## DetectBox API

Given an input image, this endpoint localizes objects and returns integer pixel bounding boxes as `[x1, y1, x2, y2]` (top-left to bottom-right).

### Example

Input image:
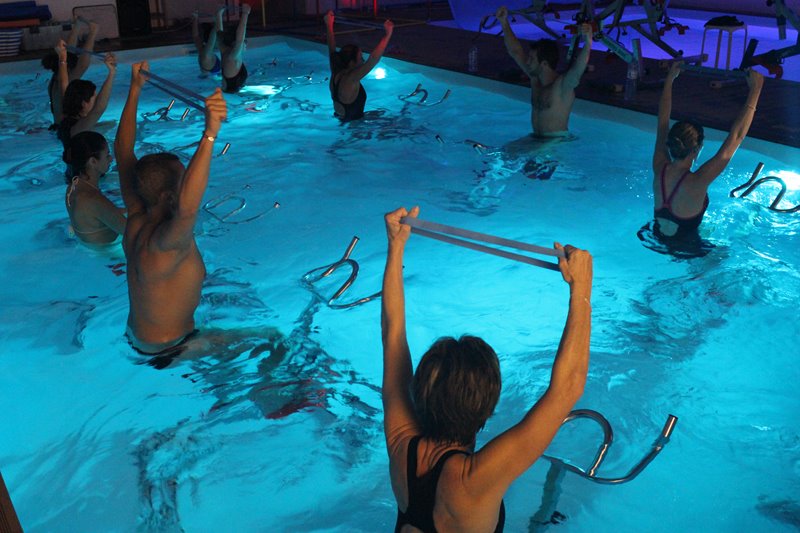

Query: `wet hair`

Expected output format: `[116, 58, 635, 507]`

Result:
[530, 39, 559, 70]
[62, 79, 96, 118]
[42, 51, 78, 72]
[412, 335, 501, 446]
[333, 44, 361, 72]
[667, 120, 705, 160]
[134, 153, 183, 208]
[62, 131, 107, 182]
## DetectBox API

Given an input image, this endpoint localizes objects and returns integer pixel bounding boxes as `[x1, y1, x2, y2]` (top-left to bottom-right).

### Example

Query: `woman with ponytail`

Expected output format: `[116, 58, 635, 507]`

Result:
[652, 62, 763, 238]
[64, 131, 126, 247]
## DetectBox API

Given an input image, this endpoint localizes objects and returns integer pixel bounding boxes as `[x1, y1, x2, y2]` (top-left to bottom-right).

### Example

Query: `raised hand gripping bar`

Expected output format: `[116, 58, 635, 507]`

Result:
[65, 45, 206, 112]
[140, 69, 207, 109]
[400, 217, 565, 272]
[144, 78, 205, 112]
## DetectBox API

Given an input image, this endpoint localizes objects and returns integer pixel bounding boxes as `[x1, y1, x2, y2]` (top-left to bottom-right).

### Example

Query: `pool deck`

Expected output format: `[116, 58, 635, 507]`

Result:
[6, 2, 799, 149]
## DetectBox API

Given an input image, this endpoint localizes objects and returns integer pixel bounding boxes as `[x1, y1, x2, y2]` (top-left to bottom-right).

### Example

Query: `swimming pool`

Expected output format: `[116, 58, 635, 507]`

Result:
[1, 36, 799, 531]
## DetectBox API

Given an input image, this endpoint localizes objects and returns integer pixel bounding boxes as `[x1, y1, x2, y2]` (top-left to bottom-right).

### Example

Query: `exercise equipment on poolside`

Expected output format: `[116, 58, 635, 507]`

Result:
[730, 162, 800, 213]
[568, 0, 695, 61]
[564, 0, 702, 97]
[302, 236, 382, 309]
[480, 0, 570, 40]
[532, 410, 678, 525]
[447, 0, 531, 33]
[739, 0, 800, 79]
[399, 83, 452, 106]
[400, 217, 564, 271]
[202, 186, 278, 223]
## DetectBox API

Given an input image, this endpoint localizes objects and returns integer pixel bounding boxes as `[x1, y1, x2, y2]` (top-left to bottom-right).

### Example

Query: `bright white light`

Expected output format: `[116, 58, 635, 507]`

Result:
[373, 68, 387, 80]
[775, 170, 800, 191]
[242, 84, 280, 96]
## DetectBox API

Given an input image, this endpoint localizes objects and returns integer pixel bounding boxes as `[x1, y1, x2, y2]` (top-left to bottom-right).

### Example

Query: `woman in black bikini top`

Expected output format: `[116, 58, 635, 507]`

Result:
[382, 206, 593, 533]
[652, 62, 764, 238]
[324, 10, 394, 122]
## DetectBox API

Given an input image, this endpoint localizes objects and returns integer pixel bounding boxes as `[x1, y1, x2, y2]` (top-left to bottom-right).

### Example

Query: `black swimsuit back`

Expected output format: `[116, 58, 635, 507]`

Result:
[395, 436, 505, 533]
[332, 75, 367, 122]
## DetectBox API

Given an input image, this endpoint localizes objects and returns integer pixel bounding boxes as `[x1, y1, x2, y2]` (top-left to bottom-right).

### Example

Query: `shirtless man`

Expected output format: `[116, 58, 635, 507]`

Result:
[497, 6, 593, 136]
[115, 61, 227, 354]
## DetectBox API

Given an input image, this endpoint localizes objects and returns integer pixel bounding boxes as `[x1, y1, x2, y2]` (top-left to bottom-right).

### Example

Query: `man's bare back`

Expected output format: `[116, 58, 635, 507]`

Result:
[124, 213, 206, 348]
[115, 61, 227, 353]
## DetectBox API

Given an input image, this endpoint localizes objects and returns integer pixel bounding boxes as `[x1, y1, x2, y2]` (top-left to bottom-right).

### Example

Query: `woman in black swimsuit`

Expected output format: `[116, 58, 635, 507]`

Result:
[324, 11, 394, 122]
[652, 62, 763, 238]
[381, 206, 593, 533]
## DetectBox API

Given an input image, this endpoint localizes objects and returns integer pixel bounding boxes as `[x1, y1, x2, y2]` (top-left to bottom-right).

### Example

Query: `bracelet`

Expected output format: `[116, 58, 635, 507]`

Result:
[59, 60, 67, 65]
[745, 103, 757, 111]
[202, 132, 216, 142]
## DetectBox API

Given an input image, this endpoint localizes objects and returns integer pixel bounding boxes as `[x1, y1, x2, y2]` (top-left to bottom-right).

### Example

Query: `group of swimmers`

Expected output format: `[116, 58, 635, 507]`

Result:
[36, 6, 766, 530]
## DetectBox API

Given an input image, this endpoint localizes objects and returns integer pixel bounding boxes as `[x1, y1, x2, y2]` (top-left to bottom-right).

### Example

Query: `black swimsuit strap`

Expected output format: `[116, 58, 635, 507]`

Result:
[407, 437, 469, 479]
[406, 435, 423, 484]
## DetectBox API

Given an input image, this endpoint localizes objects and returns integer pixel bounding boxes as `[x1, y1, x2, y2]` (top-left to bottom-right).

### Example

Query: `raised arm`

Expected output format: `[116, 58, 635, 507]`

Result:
[72, 53, 117, 135]
[497, 6, 530, 74]
[350, 20, 394, 80]
[562, 23, 593, 90]
[154, 89, 227, 251]
[382, 206, 422, 453]
[694, 69, 764, 186]
[653, 61, 681, 172]
[55, 40, 69, 98]
[115, 61, 147, 214]
[73, 20, 99, 80]
[325, 10, 337, 71]
[229, 4, 250, 58]
[465, 244, 593, 497]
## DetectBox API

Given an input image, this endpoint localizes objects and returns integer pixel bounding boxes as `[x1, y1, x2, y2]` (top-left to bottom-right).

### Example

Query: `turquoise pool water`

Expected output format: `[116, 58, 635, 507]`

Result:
[0, 37, 799, 532]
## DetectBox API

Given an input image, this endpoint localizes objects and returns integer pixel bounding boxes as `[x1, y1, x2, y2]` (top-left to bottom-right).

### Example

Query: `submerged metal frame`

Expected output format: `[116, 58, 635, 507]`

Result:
[202, 187, 277, 224]
[731, 162, 800, 213]
[542, 409, 678, 484]
[400, 83, 452, 106]
[302, 236, 382, 309]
